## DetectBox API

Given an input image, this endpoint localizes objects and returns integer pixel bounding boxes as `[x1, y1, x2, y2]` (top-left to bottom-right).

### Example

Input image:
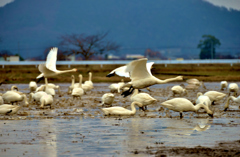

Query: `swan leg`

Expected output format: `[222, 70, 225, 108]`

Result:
[37, 77, 44, 83]
[6, 109, 13, 115]
[224, 107, 228, 111]
[180, 112, 183, 119]
[121, 86, 134, 97]
[144, 106, 147, 111]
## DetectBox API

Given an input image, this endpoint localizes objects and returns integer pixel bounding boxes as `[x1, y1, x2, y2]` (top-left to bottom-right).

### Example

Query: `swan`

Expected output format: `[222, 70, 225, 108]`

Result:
[68, 75, 75, 94]
[106, 62, 154, 77]
[36, 47, 77, 79]
[29, 91, 48, 103]
[101, 93, 115, 106]
[36, 85, 45, 92]
[0, 104, 21, 115]
[84, 72, 94, 88]
[224, 95, 240, 111]
[220, 81, 228, 91]
[108, 79, 125, 93]
[197, 91, 226, 105]
[101, 101, 142, 116]
[171, 85, 188, 97]
[108, 83, 121, 93]
[2, 91, 29, 105]
[72, 74, 84, 100]
[186, 78, 206, 90]
[195, 95, 211, 108]
[69, 75, 93, 94]
[29, 81, 38, 92]
[228, 83, 239, 96]
[0, 95, 3, 105]
[130, 89, 157, 111]
[160, 98, 213, 118]
[44, 77, 55, 97]
[40, 94, 54, 109]
[121, 58, 183, 97]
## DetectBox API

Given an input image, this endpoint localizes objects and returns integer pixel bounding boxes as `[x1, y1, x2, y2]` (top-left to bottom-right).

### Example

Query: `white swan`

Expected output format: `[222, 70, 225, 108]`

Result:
[36, 85, 45, 92]
[40, 94, 54, 109]
[186, 78, 206, 90]
[29, 81, 38, 92]
[70, 75, 92, 94]
[84, 72, 94, 88]
[197, 91, 226, 105]
[101, 101, 142, 116]
[130, 89, 157, 111]
[108, 79, 125, 93]
[2, 91, 29, 105]
[228, 83, 239, 96]
[224, 95, 240, 111]
[36, 47, 77, 79]
[29, 91, 48, 103]
[101, 93, 115, 106]
[0, 104, 21, 115]
[195, 95, 211, 108]
[160, 98, 213, 118]
[72, 74, 84, 100]
[106, 62, 154, 77]
[121, 58, 183, 97]
[68, 75, 75, 94]
[0, 95, 3, 105]
[171, 85, 188, 97]
[44, 78, 55, 97]
[220, 81, 228, 91]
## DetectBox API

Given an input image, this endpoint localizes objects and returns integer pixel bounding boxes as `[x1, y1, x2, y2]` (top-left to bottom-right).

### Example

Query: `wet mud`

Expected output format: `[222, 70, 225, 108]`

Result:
[0, 82, 240, 156]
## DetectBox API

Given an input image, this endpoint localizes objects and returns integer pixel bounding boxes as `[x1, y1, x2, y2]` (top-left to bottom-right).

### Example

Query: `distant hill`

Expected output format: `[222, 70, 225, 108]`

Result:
[0, 0, 240, 59]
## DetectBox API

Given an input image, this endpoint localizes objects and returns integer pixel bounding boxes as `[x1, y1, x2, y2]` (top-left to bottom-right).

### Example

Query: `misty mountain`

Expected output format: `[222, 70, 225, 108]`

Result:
[0, 0, 240, 59]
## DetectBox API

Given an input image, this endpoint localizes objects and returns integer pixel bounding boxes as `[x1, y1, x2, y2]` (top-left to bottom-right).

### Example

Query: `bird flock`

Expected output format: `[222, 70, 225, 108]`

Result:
[0, 47, 239, 119]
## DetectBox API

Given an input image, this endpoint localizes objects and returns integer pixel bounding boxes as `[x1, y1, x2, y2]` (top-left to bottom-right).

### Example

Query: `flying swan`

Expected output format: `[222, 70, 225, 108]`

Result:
[36, 47, 77, 79]
[121, 58, 183, 97]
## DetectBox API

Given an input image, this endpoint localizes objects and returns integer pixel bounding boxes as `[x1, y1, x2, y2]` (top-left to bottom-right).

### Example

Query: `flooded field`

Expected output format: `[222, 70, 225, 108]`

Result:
[0, 82, 240, 156]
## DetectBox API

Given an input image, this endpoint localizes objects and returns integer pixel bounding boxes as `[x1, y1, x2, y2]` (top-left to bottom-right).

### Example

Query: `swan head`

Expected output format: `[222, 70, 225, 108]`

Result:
[11, 85, 18, 91]
[207, 109, 213, 118]
[208, 112, 213, 118]
[176, 76, 183, 81]
[71, 75, 75, 79]
[197, 92, 203, 98]
[72, 68, 78, 72]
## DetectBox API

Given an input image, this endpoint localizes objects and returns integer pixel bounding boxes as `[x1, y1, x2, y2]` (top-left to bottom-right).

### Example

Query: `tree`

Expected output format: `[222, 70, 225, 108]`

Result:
[59, 32, 120, 60]
[197, 35, 221, 59]
[0, 50, 12, 61]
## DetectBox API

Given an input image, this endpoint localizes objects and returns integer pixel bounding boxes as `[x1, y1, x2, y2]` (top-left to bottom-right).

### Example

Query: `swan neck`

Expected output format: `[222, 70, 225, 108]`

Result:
[71, 75, 75, 86]
[89, 72, 92, 81]
[225, 96, 233, 109]
[195, 103, 211, 113]
[22, 94, 29, 105]
[130, 102, 139, 114]
[155, 76, 179, 84]
[45, 78, 48, 86]
[79, 75, 82, 88]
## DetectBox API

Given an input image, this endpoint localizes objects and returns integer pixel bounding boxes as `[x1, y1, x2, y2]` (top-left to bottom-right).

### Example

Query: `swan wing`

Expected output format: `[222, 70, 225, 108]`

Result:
[108, 65, 130, 77]
[37, 64, 56, 78]
[45, 47, 58, 72]
[146, 62, 154, 75]
[125, 58, 152, 81]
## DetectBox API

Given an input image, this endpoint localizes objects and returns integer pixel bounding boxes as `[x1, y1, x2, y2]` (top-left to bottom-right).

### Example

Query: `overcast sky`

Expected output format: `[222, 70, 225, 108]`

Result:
[1, 0, 240, 11]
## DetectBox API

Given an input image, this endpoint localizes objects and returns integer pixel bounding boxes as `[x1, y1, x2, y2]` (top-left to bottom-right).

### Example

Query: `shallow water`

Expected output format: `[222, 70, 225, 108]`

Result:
[0, 82, 240, 156]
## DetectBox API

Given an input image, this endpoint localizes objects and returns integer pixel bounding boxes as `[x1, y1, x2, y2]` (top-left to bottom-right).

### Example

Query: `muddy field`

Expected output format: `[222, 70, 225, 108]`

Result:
[0, 82, 240, 156]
